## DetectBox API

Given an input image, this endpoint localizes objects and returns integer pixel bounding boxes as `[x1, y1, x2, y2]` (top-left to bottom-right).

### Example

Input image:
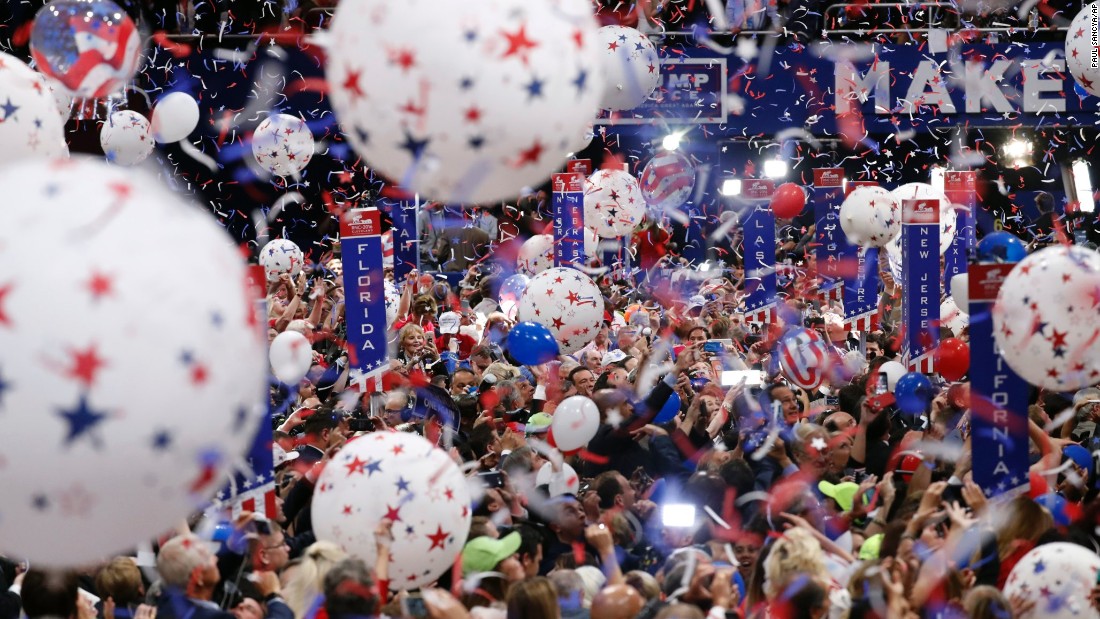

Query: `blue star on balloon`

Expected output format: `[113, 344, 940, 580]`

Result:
[58, 393, 108, 448]
[525, 75, 545, 100]
[364, 459, 383, 476]
[399, 131, 430, 160]
[0, 364, 9, 411]
[152, 429, 173, 451]
[395, 476, 411, 493]
[0, 98, 18, 120]
[572, 69, 588, 95]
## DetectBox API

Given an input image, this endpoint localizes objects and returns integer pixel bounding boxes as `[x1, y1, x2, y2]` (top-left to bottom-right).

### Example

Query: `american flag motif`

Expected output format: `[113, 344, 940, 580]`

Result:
[744, 304, 777, 326]
[907, 352, 935, 374]
[845, 311, 878, 333]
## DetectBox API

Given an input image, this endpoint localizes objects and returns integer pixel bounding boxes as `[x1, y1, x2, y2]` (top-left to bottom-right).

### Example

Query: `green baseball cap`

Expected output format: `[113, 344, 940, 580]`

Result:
[461, 532, 521, 574]
[859, 533, 884, 560]
[818, 480, 861, 512]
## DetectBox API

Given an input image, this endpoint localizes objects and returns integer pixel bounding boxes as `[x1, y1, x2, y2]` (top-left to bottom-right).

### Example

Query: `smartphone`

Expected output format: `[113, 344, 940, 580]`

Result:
[661, 504, 697, 528]
[721, 370, 765, 387]
[875, 371, 889, 395]
[477, 471, 505, 489]
[402, 594, 430, 618]
[703, 339, 733, 353]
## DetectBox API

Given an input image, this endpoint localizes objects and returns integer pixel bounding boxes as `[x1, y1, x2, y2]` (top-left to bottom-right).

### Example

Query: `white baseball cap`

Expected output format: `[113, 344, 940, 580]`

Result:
[438, 311, 461, 334]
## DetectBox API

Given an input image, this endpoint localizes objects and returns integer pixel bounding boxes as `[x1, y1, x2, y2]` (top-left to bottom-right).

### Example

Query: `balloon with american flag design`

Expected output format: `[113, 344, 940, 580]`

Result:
[776, 328, 832, 390]
[640, 150, 696, 213]
[993, 245, 1100, 392]
[0, 52, 69, 169]
[259, 238, 304, 283]
[251, 113, 315, 178]
[0, 156, 267, 566]
[312, 432, 471, 589]
[325, 0, 604, 204]
[517, 267, 605, 354]
[584, 168, 645, 239]
[1065, 2, 1100, 97]
[30, 0, 142, 98]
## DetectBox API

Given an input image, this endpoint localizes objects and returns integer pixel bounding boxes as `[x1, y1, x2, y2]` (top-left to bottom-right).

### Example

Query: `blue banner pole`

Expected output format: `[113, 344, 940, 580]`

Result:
[812, 168, 848, 306]
[741, 179, 777, 327]
[391, 197, 419, 283]
[901, 199, 940, 373]
[944, 171, 977, 288]
[968, 262, 1031, 497]
[341, 209, 389, 393]
[553, 172, 586, 269]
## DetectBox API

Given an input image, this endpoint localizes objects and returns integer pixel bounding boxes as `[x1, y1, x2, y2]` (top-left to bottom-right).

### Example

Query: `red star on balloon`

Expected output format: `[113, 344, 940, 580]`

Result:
[501, 24, 539, 63]
[0, 282, 12, 328]
[343, 69, 366, 100]
[426, 525, 449, 551]
[384, 504, 402, 521]
[67, 344, 107, 388]
[345, 456, 367, 476]
[1050, 329, 1068, 348]
[552, 316, 565, 329]
[190, 363, 209, 386]
[389, 48, 417, 73]
[516, 140, 544, 167]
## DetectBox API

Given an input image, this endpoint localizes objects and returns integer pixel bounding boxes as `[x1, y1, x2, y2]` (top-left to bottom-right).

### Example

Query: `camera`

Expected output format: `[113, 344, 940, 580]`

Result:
[661, 503, 697, 528]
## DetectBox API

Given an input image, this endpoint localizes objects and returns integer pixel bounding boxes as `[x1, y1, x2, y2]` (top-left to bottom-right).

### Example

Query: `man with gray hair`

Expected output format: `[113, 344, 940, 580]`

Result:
[549, 569, 589, 619]
[155, 534, 234, 619]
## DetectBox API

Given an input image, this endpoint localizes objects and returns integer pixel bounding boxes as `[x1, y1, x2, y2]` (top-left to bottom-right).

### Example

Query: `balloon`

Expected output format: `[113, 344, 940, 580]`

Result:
[583, 226, 600, 259]
[30, 0, 142, 98]
[1066, 3, 1100, 97]
[839, 186, 900, 248]
[654, 392, 682, 424]
[151, 92, 200, 144]
[99, 110, 153, 166]
[878, 361, 907, 392]
[949, 273, 969, 310]
[384, 277, 400, 328]
[1004, 542, 1100, 619]
[584, 168, 645, 239]
[993, 246, 1100, 391]
[551, 395, 600, 451]
[517, 234, 555, 275]
[0, 157, 266, 566]
[0, 52, 69, 168]
[43, 76, 74, 121]
[939, 298, 969, 337]
[259, 239, 305, 282]
[325, 0, 603, 204]
[596, 25, 661, 111]
[269, 331, 313, 385]
[517, 267, 605, 354]
[894, 372, 934, 414]
[499, 274, 530, 303]
[313, 432, 471, 589]
[884, 184, 957, 275]
[571, 123, 596, 154]
[935, 338, 970, 382]
[252, 114, 315, 177]
[535, 461, 580, 496]
[640, 150, 695, 212]
[776, 328, 832, 390]
[976, 231, 1027, 263]
[770, 183, 807, 219]
[507, 321, 560, 365]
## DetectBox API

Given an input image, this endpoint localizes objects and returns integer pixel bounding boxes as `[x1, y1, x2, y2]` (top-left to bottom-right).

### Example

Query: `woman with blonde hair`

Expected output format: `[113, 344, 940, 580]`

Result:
[763, 528, 851, 619]
[280, 541, 348, 617]
[393, 323, 446, 377]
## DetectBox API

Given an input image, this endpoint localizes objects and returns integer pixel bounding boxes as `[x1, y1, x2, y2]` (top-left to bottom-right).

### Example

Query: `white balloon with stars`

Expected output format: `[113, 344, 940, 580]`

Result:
[0, 157, 267, 566]
[251, 114, 315, 178]
[993, 245, 1100, 392]
[1066, 2, 1100, 97]
[325, 0, 604, 203]
[259, 239, 305, 283]
[517, 267, 605, 354]
[312, 432, 471, 589]
[100, 110, 154, 166]
[0, 52, 68, 169]
[584, 168, 646, 239]
[596, 25, 661, 111]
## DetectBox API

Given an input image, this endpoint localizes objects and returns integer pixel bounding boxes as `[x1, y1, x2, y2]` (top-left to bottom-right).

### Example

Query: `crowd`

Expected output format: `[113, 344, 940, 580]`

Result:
[4, 202, 1100, 619]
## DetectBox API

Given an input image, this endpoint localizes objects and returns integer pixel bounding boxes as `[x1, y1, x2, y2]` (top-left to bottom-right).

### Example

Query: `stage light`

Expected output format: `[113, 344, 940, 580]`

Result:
[763, 158, 788, 179]
[720, 179, 742, 196]
[662, 132, 682, 151]
[1002, 139, 1032, 166]
[930, 165, 945, 193]
[1072, 160, 1095, 213]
